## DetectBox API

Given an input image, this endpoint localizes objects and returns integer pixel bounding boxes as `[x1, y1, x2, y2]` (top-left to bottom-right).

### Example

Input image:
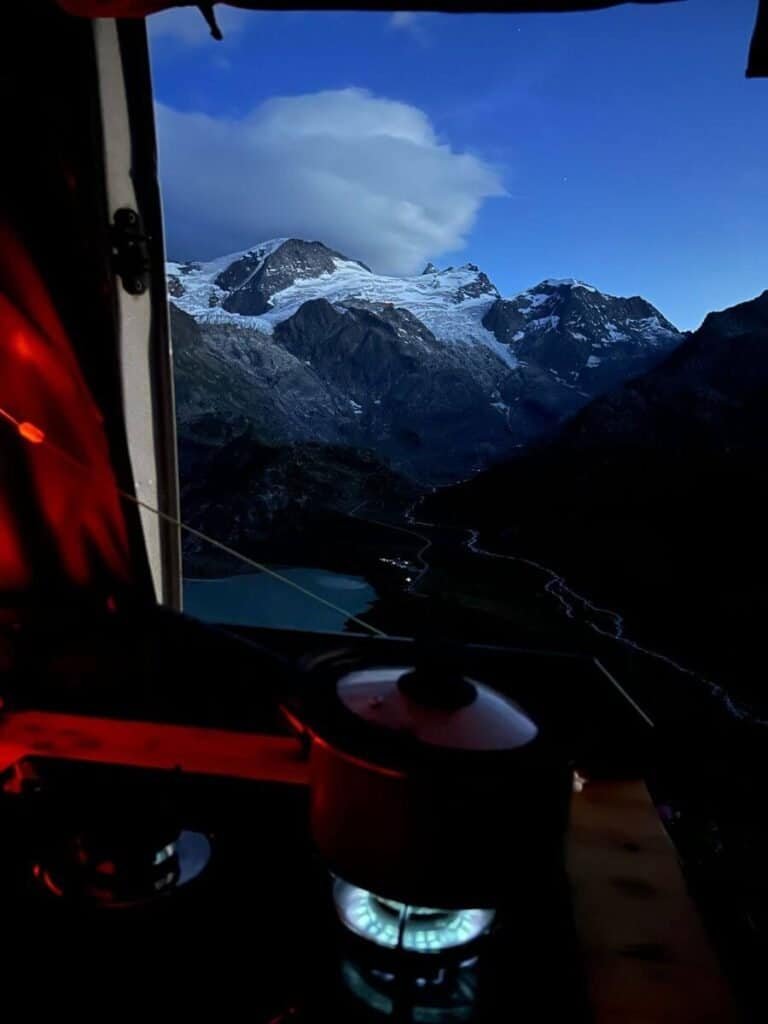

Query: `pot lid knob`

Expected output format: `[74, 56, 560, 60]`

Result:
[397, 642, 477, 711]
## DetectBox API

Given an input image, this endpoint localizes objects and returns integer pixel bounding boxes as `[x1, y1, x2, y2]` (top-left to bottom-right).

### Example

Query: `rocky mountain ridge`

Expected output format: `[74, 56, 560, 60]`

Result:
[170, 237, 682, 481]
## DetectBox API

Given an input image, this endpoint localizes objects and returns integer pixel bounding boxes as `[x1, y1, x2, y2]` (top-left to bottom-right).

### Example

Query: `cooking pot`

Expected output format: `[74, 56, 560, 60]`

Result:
[291, 650, 572, 909]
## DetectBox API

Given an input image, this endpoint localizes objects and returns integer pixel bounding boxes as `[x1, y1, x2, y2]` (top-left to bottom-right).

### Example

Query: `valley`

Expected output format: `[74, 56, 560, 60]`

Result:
[169, 235, 768, 720]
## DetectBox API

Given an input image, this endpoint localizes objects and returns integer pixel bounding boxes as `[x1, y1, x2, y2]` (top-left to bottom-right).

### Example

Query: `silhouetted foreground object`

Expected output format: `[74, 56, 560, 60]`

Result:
[55, 1, 768, 76]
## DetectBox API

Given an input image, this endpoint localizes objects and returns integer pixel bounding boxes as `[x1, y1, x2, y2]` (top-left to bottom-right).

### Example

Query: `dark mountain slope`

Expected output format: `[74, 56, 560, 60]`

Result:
[428, 290, 768, 701]
[179, 424, 420, 575]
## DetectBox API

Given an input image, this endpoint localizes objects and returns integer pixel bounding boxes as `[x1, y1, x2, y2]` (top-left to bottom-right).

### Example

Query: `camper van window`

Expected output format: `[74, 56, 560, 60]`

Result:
[149, 4, 768, 721]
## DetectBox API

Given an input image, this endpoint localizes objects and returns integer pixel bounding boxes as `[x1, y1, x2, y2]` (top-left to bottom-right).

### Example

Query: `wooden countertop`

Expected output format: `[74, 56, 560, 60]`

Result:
[569, 779, 739, 1023]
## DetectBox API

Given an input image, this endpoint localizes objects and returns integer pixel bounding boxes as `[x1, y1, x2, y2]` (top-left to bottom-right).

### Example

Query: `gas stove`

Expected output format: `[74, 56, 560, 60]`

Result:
[0, 608, 649, 1021]
[0, 761, 590, 1022]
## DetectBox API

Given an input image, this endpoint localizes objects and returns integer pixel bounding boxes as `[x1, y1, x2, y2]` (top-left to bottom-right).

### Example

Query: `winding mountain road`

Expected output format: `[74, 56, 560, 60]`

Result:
[407, 492, 710, 686]
[352, 499, 743, 720]
[465, 526, 706, 678]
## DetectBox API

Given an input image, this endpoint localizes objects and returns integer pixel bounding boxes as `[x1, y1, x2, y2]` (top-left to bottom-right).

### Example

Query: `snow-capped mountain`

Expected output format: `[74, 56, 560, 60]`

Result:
[169, 237, 682, 482]
[168, 238, 512, 365]
[483, 279, 680, 391]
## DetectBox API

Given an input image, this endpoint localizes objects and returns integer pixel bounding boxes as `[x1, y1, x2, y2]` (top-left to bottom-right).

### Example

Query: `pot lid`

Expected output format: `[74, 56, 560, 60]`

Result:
[336, 666, 538, 753]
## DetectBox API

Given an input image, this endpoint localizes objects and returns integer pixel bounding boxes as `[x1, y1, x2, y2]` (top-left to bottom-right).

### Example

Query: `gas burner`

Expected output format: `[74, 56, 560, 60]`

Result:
[334, 878, 495, 955]
[341, 956, 479, 1021]
[33, 828, 211, 908]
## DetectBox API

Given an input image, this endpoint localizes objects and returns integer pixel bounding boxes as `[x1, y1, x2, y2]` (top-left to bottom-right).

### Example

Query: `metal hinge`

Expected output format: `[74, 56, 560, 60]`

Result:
[110, 207, 150, 296]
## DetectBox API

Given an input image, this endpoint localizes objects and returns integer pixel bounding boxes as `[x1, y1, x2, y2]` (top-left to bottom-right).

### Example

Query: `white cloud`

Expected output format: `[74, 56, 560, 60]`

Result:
[390, 12, 429, 38]
[149, 6, 250, 46]
[156, 88, 505, 273]
[391, 12, 421, 30]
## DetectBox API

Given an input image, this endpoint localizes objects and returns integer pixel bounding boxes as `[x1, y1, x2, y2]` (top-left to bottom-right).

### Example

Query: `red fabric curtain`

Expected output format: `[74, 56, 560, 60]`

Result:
[0, 223, 131, 590]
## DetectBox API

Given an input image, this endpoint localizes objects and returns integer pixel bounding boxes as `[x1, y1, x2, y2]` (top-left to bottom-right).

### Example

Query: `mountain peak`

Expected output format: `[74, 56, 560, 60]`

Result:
[536, 278, 600, 293]
[214, 238, 370, 317]
[482, 277, 680, 392]
[277, 237, 372, 273]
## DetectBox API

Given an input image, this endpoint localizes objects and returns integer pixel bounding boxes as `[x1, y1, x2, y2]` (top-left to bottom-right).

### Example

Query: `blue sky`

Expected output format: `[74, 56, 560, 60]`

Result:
[150, 2, 766, 330]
